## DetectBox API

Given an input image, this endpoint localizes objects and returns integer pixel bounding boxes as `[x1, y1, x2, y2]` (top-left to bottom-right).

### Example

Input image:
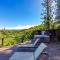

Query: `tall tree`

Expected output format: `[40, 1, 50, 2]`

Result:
[42, 0, 53, 29]
[55, 0, 60, 22]
[55, 0, 60, 28]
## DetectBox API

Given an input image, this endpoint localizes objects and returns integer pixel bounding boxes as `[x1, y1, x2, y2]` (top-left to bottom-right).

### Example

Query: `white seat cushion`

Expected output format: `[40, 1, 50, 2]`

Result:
[9, 52, 34, 60]
[18, 44, 34, 47]
[18, 39, 39, 47]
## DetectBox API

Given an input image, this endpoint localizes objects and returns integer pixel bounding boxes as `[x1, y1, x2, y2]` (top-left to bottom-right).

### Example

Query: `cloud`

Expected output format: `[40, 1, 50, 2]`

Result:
[4, 25, 35, 30]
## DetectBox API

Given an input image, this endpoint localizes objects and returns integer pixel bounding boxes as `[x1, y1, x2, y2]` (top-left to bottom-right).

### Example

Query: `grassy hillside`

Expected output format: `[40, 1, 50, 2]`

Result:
[0, 24, 45, 47]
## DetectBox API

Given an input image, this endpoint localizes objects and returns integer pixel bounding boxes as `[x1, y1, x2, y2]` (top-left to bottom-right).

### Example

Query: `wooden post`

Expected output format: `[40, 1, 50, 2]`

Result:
[1, 38, 4, 46]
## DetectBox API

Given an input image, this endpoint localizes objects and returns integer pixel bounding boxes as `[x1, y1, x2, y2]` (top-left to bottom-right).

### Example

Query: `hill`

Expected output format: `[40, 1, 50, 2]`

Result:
[0, 24, 44, 47]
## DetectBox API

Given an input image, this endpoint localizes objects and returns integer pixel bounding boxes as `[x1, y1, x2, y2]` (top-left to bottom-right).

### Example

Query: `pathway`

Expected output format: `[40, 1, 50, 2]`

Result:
[0, 42, 60, 60]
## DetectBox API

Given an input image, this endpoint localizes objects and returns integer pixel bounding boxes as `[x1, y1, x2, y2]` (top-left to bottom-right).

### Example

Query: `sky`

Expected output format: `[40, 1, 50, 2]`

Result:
[0, 0, 43, 29]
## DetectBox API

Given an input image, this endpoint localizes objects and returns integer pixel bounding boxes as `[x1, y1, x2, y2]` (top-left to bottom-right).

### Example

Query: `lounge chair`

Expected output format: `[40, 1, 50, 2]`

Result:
[18, 38, 39, 48]
[9, 43, 47, 60]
